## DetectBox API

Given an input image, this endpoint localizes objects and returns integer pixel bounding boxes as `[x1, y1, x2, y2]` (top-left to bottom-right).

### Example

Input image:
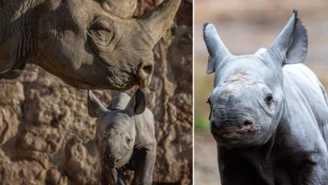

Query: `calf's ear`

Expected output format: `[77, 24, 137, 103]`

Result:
[88, 90, 107, 118]
[126, 89, 146, 115]
[268, 10, 308, 65]
[203, 23, 232, 74]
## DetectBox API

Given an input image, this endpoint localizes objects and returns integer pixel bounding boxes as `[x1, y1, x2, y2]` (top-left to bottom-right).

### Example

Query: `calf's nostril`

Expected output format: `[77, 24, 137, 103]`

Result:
[211, 123, 219, 130]
[142, 65, 153, 75]
[243, 120, 253, 126]
[114, 159, 119, 165]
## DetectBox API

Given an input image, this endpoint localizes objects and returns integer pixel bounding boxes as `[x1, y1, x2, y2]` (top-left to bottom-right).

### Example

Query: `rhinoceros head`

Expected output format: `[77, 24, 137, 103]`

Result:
[32, 0, 180, 90]
[204, 10, 308, 148]
[87, 89, 146, 168]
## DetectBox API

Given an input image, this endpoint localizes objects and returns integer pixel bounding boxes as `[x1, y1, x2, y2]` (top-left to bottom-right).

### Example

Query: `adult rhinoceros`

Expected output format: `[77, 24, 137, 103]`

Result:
[204, 11, 328, 184]
[0, 0, 180, 90]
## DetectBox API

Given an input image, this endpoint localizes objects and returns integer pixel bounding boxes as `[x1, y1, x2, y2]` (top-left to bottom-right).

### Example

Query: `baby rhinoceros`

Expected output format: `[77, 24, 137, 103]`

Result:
[88, 89, 156, 185]
[204, 10, 328, 184]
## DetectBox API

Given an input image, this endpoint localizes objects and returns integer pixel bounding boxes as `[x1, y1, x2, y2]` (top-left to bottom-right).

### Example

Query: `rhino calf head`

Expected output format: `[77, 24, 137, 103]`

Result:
[88, 89, 146, 169]
[0, 0, 181, 90]
[204, 10, 308, 148]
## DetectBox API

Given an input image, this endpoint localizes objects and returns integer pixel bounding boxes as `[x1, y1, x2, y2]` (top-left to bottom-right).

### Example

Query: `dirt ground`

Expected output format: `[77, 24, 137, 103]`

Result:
[194, 0, 328, 184]
[194, 132, 220, 185]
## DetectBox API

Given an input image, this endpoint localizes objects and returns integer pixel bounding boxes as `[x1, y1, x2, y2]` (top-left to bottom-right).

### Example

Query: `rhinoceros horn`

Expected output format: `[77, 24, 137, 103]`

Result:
[203, 23, 232, 74]
[268, 10, 308, 65]
[125, 89, 146, 115]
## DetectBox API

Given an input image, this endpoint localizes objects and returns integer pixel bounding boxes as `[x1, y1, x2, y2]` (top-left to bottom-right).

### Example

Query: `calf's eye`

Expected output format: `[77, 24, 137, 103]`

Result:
[126, 138, 131, 144]
[265, 93, 274, 104]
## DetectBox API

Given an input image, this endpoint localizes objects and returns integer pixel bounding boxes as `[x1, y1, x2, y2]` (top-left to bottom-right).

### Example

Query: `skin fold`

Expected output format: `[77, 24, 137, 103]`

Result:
[204, 11, 328, 185]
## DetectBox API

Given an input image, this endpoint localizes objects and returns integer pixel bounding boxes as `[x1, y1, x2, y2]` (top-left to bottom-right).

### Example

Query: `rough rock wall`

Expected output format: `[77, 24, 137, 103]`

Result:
[0, 1, 192, 185]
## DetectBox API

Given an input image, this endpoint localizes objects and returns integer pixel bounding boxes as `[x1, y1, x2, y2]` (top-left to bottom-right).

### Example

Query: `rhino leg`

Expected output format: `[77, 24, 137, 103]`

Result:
[293, 153, 328, 185]
[101, 167, 126, 185]
[131, 147, 156, 185]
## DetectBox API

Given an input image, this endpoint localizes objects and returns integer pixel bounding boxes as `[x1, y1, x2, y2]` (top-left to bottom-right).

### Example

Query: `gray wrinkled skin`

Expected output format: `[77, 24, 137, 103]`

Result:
[204, 11, 328, 185]
[0, 0, 181, 90]
[88, 89, 156, 185]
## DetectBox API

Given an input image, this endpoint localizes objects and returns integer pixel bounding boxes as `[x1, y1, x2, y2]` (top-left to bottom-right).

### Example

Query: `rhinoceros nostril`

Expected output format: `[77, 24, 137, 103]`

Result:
[114, 159, 120, 165]
[143, 65, 152, 75]
[243, 120, 254, 126]
[211, 122, 219, 130]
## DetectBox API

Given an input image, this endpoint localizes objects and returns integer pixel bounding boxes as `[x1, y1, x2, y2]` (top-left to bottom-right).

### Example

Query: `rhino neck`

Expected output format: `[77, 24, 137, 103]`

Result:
[0, 0, 43, 78]
[107, 93, 131, 110]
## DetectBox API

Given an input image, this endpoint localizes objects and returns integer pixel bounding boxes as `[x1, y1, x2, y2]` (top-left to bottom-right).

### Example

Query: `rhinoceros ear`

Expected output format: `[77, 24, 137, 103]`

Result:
[203, 23, 232, 74]
[88, 90, 107, 118]
[268, 10, 308, 65]
[126, 89, 146, 115]
[140, 0, 181, 46]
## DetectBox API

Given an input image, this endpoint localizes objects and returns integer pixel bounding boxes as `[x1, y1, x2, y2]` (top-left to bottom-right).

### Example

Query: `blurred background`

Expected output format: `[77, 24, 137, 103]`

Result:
[0, 1, 192, 185]
[194, 0, 328, 184]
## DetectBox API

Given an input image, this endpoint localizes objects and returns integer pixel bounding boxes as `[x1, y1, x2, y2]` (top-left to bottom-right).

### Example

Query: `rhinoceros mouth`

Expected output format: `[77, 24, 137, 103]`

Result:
[103, 68, 139, 90]
[212, 124, 261, 141]
[101, 154, 128, 169]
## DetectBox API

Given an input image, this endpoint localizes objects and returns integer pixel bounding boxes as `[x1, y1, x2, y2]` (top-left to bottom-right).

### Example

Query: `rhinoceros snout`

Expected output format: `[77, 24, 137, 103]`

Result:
[103, 154, 123, 168]
[211, 114, 260, 142]
[211, 115, 254, 130]
[137, 61, 154, 89]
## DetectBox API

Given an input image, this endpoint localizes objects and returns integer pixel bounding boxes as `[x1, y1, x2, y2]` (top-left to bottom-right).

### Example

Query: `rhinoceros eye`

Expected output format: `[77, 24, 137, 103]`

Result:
[88, 19, 115, 45]
[93, 26, 111, 37]
[90, 27, 112, 40]
[265, 93, 274, 104]
[94, 27, 111, 32]
[126, 138, 131, 144]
